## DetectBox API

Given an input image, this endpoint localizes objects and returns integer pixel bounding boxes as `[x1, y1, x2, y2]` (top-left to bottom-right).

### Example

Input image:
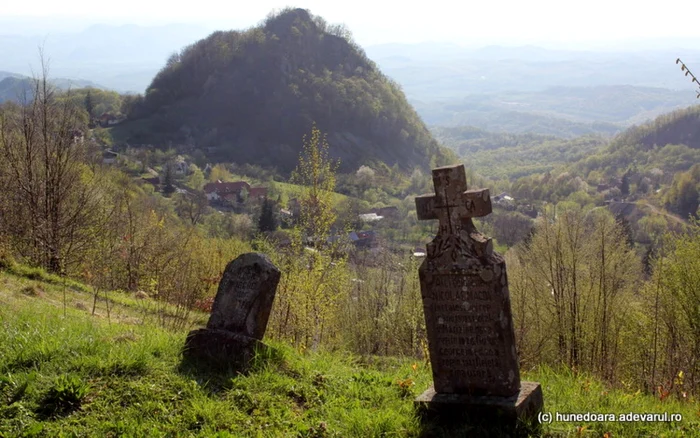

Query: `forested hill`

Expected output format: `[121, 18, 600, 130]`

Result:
[121, 8, 454, 172]
[565, 105, 700, 219]
[572, 104, 700, 177]
[610, 105, 700, 152]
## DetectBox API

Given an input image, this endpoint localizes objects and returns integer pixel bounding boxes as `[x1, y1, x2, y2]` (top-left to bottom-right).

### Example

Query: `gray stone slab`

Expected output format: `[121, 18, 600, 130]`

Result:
[415, 381, 543, 435]
[183, 252, 281, 372]
[207, 252, 281, 339]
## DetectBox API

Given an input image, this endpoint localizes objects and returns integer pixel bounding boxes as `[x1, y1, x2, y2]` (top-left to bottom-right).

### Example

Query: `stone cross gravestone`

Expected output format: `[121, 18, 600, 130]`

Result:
[183, 252, 281, 371]
[414, 164, 543, 430]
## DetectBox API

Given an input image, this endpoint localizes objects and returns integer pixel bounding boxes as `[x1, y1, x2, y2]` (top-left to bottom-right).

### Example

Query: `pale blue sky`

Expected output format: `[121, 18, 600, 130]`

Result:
[4, 0, 700, 47]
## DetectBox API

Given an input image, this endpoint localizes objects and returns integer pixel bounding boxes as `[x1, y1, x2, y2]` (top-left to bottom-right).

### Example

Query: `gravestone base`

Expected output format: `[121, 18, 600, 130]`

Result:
[415, 381, 543, 436]
[183, 328, 266, 372]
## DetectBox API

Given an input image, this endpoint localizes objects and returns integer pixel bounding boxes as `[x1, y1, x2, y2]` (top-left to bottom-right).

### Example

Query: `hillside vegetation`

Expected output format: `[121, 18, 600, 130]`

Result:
[434, 126, 608, 178]
[118, 8, 454, 173]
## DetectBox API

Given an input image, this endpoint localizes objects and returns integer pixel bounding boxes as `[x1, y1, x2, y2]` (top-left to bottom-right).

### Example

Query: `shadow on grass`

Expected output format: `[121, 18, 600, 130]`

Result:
[415, 406, 542, 438]
[177, 341, 287, 396]
[35, 375, 89, 420]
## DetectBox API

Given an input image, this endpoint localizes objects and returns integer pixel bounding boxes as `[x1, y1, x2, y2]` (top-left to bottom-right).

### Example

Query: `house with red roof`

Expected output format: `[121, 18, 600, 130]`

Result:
[203, 181, 251, 202]
[248, 187, 268, 202]
[203, 180, 268, 205]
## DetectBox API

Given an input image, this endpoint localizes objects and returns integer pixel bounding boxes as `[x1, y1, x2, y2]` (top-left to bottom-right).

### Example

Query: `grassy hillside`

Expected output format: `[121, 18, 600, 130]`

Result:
[1, 267, 698, 437]
[116, 8, 454, 174]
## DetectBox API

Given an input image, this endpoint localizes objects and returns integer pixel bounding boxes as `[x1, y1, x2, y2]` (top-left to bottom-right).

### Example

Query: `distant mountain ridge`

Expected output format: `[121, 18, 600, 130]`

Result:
[365, 43, 700, 98]
[0, 73, 107, 103]
[0, 23, 212, 92]
[118, 8, 454, 173]
[417, 85, 697, 137]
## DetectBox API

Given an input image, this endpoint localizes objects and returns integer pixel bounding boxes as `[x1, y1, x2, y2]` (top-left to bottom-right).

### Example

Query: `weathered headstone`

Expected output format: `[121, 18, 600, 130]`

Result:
[414, 164, 543, 432]
[183, 253, 281, 371]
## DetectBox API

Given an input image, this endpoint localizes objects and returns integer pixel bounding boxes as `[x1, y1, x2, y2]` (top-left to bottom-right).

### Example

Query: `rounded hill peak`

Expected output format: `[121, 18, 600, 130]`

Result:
[122, 9, 455, 173]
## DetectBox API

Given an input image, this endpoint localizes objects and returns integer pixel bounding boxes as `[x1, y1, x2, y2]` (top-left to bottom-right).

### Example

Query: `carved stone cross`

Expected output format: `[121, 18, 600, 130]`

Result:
[415, 165, 492, 236]
[413, 164, 543, 435]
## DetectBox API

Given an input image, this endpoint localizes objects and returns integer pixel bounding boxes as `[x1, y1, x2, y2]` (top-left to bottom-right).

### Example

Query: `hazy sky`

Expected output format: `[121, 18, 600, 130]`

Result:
[4, 0, 700, 47]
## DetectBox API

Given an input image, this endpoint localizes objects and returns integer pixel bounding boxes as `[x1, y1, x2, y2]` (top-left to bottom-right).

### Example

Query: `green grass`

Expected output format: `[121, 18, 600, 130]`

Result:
[0, 269, 698, 437]
[269, 181, 350, 206]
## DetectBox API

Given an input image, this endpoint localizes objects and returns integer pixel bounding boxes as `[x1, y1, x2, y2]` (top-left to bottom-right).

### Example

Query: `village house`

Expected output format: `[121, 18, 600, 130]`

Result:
[371, 206, 399, 219]
[357, 206, 399, 223]
[354, 230, 377, 249]
[203, 181, 268, 205]
[493, 192, 515, 203]
[204, 181, 251, 202]
[359, 212, 383, 222]
[98, 113, 121, 127]
[248, 187, 268, 203]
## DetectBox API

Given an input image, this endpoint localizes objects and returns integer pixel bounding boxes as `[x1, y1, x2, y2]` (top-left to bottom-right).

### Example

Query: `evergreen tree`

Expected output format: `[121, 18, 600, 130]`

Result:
[615, 214, 635, 248]
[258, 197, 277, 232]
[620, 171, 630, 197]
[162, 164, 175, 196]
[84, 90, 94, 119]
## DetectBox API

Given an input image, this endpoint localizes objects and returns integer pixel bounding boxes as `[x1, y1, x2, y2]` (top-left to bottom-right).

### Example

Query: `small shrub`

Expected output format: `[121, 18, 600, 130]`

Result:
[395, 377, 415, 399]
[37, 375, 89, 418]
[20, 285, 44, 298]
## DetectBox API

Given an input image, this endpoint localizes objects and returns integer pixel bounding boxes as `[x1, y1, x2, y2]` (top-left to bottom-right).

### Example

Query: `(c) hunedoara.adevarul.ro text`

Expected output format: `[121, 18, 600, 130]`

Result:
[537, 412, 683, 424]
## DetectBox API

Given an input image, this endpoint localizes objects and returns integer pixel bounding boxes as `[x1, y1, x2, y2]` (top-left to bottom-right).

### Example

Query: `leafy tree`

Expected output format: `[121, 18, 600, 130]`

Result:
[174, 191, 209, 226]
[665, 166, 699, 219]
[290, 123, 339, 244]
[510, 208, 641, 376]
[642, 220, 700, 395]
[493, 211, 533, 247]
[185, 164, 205, 190]
[615, 214, 635, 248]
